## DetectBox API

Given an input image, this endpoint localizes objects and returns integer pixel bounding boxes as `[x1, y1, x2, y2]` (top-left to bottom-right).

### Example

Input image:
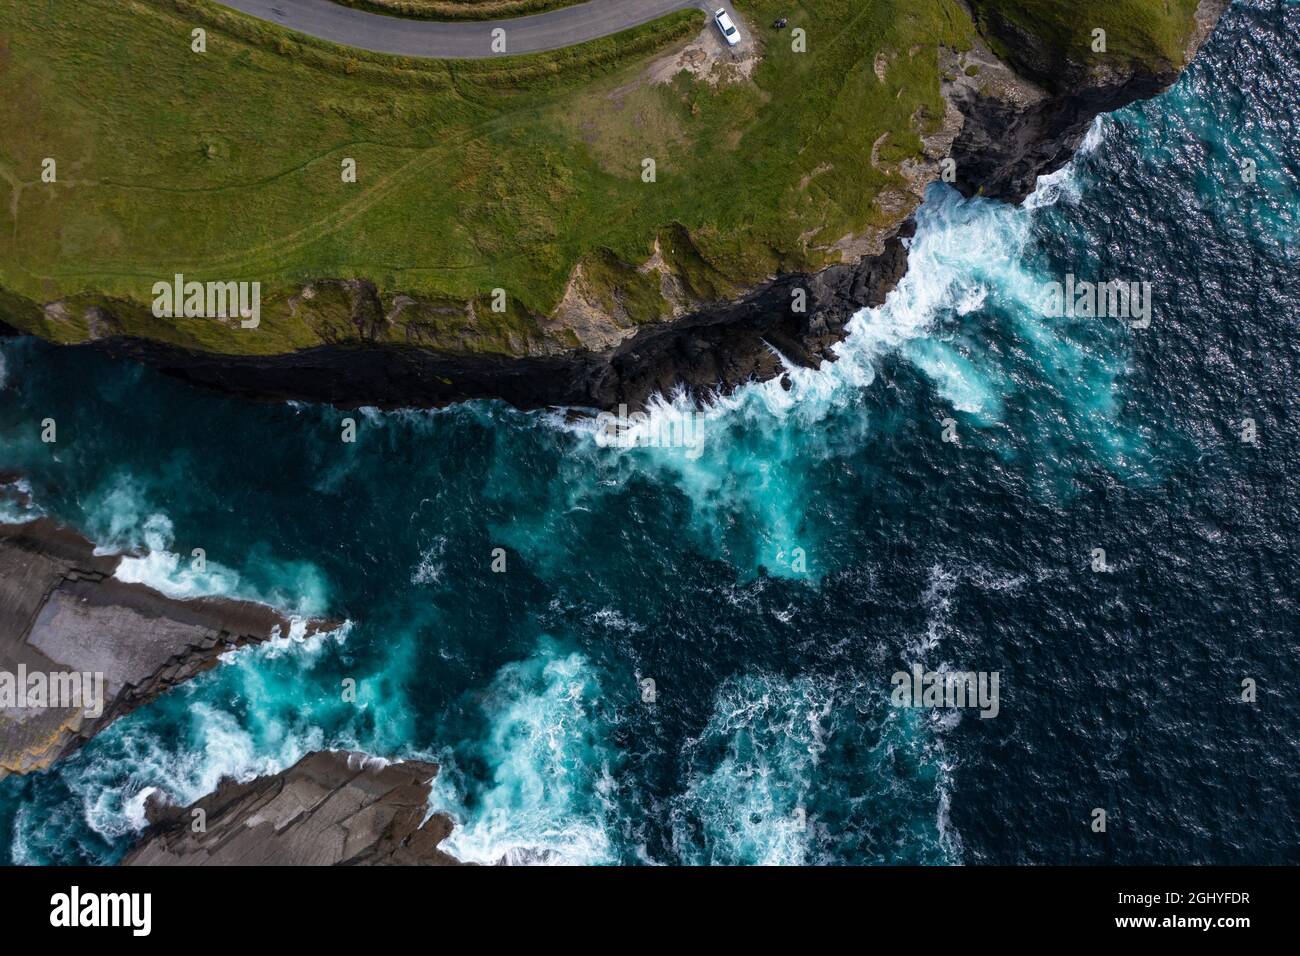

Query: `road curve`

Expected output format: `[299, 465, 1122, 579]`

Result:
[212, 0, 708, 59]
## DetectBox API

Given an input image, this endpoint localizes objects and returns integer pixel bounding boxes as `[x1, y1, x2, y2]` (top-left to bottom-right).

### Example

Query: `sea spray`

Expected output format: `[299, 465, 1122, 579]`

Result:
[428, 638, 621, 866]
[670, 672, 957, 865]
[76, 475, 333, 616]
[550, 175, 1148, 579]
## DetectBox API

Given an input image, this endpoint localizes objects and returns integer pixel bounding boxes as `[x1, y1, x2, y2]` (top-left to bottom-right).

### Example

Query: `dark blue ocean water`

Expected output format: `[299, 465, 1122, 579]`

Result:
[0, 0, 1296, 865]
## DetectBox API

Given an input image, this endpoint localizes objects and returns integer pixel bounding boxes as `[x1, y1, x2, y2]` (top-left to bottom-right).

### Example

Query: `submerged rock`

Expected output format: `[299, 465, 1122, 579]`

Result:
[122, 750, 460, 866]
[0, 518, 330, 778]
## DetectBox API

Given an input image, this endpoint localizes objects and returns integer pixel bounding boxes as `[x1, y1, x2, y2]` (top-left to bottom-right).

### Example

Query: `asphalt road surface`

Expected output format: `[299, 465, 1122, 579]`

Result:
[212, 0, 718, 58]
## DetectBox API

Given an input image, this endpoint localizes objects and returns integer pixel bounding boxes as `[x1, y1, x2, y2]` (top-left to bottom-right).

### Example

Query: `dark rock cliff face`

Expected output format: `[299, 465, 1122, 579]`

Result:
[122, 750, 461, 866]
[0, 516, 333, 777]
[947, 69, 1172, 204]
[78, 221, 914, 414]
[951, 0, 1230, 202]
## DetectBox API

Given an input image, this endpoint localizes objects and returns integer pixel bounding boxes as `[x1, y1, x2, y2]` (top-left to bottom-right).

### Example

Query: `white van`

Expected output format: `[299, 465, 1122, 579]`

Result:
[714, 9, 741, 46]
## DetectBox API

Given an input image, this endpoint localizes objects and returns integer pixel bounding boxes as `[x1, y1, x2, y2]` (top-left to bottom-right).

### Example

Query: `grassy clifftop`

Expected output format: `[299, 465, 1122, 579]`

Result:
[0, 0, 1211, 359]
[969, 0, 1204, 87]
[331, 0, 585, 20]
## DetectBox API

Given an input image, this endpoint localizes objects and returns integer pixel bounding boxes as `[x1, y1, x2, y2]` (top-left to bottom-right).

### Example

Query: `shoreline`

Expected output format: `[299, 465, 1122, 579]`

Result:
[0, 514, 340, 778]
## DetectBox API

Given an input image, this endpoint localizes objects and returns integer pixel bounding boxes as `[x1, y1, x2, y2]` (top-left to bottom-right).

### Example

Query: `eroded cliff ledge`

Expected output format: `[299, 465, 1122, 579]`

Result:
[122, 750, 461, 865]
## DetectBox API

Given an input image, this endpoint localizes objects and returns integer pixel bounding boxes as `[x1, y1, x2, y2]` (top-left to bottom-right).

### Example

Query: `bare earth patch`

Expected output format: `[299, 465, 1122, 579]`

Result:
[643, 19, 762, 88]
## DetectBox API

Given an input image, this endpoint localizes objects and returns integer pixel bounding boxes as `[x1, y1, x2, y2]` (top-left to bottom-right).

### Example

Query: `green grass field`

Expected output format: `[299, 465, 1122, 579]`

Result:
[0, 0, 1208, 357]
[971, 0, 1204, 76]
[331, 0, 586, 21]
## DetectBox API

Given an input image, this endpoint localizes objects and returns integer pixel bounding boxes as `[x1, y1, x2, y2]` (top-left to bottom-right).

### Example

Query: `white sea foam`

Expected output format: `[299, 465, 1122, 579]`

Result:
[123, 786, 158, 830]
[548, 182, 1068, 579]
[114, 536, 244, 600]
[410, 536, 447, 585]
[82, 475, 330, 616]
[591, 607, 643, 633]
[0, 476, 43, 524]
[1024, 115, 1107, 211]
[667, 670, 960, 865]
[225, 616, 352, 664]
[428, 640, 619, 866]
[61, 703, 326, 843]
[668, 673, 828, 866]
[1080, 113, 1109, 156]
[40, 608, 355, 848]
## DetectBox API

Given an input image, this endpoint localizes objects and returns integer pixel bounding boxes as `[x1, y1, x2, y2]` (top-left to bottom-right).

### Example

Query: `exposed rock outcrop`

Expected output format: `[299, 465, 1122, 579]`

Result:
[0, 518, 331, 778]
[121, 750, 460, 865]
[949, 0, 1231, 202]
[81, 221, 913, 413]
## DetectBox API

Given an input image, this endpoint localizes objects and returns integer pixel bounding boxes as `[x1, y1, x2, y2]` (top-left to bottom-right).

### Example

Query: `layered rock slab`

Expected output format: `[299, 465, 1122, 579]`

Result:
[0, 518, 319, 777]
[122, 750, 460, 865]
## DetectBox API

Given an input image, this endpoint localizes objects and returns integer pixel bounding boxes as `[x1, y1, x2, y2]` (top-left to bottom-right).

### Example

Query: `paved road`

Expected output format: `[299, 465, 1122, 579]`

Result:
[213, 0, 714, 58]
